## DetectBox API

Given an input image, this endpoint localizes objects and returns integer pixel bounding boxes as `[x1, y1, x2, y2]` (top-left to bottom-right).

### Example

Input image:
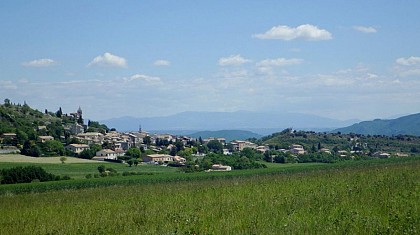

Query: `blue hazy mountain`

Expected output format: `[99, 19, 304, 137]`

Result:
[101, 111, 357, 135]
[333, 113, 420, 136]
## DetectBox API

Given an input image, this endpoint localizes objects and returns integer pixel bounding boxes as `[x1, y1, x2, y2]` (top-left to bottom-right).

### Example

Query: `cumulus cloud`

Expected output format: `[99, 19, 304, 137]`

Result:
[253, 24, 332, 41]
[256, 58, 303, 67]
[154, 60, 171, 66]
[126, 74, 161, 82]
[22, 58, 56, 67]
[87, 52, 127, 68]
[218, 55, 251, 66]
[353, 26, 377, 33]
[396, 56, 420, 66]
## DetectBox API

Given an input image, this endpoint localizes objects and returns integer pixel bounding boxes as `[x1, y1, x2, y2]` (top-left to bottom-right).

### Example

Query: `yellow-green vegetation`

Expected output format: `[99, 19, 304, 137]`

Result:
[0, 158, 418, 234]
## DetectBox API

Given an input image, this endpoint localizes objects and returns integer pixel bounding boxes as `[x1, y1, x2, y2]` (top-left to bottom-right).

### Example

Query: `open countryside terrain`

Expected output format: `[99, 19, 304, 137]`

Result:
[0, 157, 419, 234]
[0, 154, 178, 180]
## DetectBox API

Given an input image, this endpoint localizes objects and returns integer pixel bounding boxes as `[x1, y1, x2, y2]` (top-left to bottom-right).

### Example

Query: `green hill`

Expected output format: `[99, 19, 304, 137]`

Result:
[260, 129, 420, 154]
[0, 101, 62, 138]
[188, 130, 262, 142]
[334, 113, 420, 136]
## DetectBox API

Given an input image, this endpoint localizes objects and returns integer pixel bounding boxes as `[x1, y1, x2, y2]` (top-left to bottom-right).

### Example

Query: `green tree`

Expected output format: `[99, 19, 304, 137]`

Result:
[125, 147, 142, 158]
[41, 140, 65, 156]
[207, 140, 223, 154]
[143, 136, 152, 146]
[4, 98, 11, 107]
[127, 159, 134, 167]
[97, 165, 106, 173]
[60, 156, 67, 164]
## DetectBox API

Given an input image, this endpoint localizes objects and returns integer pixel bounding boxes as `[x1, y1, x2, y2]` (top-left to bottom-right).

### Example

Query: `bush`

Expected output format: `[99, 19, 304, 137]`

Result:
[85, 174, 92, 179]
[0, 166, 57, 184]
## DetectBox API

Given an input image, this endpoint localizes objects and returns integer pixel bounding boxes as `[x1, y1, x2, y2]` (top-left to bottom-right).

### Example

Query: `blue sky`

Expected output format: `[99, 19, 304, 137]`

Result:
[1, 1, 420, 121]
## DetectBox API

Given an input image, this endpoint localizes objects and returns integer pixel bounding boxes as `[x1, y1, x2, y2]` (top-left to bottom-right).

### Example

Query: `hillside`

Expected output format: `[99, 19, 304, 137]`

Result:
[334, 113, 420, 136]
[187, 130, 262, 142]
[0, 102, 61, 137]
[260, 129, 420, 154]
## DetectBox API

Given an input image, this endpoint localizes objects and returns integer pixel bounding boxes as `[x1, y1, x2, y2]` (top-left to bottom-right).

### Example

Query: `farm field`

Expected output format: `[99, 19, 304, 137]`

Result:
[0, 154, 178, 179]
[0, 157, 419, 234]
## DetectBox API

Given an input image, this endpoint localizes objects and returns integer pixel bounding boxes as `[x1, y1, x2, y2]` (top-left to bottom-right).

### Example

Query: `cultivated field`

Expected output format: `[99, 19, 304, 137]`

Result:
[0, 157, 418, 234]
[0, 154, 102, 164]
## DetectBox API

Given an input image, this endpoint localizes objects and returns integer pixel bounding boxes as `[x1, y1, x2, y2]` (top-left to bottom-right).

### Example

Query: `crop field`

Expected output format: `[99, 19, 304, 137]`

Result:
[0, 157, 419, 234]
[0, 154, 178, 179]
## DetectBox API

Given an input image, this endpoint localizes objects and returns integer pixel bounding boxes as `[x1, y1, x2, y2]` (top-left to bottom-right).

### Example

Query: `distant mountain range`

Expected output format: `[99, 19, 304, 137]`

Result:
[187, 130, 262, 142]
[101, 111, 357, 135]
[334, 113, 420, 136]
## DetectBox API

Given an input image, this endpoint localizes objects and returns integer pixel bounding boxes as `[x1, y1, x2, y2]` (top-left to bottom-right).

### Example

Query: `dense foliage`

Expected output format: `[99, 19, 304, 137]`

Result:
[0, 166, 61, 184]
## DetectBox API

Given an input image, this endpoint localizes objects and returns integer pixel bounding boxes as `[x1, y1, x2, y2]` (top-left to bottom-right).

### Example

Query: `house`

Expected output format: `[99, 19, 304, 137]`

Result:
[38, 136, 54, 143]
[173, 155, 186, 164]
[69, 123, 84, 135]
[319, 148, 331, 154]
[203, 137, 226, 144]
[66, 144, 90, 154]
[77, 132, 104, 144]
[256, 145, 269, 153]
[338, 150, 348, 157]
[94, 149, 117, 160]
[231, 140, 257, 151]
[211, 164, 232, 171]
[143, 154, 174, 163]
[1, 133, 17, 140]
[373, 152, 391, 158]
[289, 144, 305, 155]
[223, 148, 232, 155]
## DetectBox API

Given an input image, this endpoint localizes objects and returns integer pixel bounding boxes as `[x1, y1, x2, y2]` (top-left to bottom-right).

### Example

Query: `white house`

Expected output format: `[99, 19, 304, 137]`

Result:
[66, 144, 90, 154]
[94, 149, 117, 160]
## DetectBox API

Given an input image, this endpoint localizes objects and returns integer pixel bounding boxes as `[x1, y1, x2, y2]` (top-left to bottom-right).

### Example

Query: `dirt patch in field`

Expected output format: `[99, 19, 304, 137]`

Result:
[0, 154, 106, 164]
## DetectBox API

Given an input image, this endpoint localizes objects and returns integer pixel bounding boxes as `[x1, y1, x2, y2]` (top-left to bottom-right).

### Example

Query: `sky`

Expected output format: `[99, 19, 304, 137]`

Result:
[1, 1, 420, 121]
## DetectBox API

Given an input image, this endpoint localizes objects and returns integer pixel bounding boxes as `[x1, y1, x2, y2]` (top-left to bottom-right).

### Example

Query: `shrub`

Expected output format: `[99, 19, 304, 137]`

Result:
[0, 166, 57, 184]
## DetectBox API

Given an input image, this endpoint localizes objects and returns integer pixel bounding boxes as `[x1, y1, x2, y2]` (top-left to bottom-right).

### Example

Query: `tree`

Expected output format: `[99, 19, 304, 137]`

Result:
[207, 140, 223, 154]
[0, 166, 57, 184]
[133, 159, 139, 166]
[169, 146, 177, 156]
[125, 147, 142, 158]
[143, 136, 152, 146]
[127, 159, 134, 167]
[56, 107, 63, 118]
[60, 156, 67, 164]
[97, 165, 106, 173]
[4, 98, 11, 107]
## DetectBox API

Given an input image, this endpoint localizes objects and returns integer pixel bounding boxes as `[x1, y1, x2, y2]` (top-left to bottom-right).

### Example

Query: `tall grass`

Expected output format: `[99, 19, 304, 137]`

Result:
[0, 158, 418, 234]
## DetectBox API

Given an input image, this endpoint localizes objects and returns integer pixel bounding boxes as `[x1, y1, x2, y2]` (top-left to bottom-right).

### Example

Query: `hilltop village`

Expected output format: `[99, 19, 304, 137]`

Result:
[1, 100, 419, 172]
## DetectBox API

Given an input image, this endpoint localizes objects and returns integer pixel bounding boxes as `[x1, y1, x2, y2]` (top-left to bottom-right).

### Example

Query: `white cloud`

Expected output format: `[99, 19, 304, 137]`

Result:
[127, 74, 161, 82]
[22, 58, 56, 67]
[396, 56, 420, 66]
[397, 69, 420, 77]
[253, 24, 332, 41]
[218, 55, 251, 66]
[154, 60, 171, 66]
[87, 52, 127, 68]
[0, 80, 17, 89]
[353, 26, 377, 33]
[256, 58, 303, 67]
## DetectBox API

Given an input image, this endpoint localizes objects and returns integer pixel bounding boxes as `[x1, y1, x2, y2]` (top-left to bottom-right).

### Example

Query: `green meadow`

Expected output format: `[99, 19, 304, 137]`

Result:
[0, 157, 419, 234]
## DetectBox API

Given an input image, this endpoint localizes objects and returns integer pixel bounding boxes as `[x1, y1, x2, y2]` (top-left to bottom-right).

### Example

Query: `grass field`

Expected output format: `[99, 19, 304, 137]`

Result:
[0, 154, 178, 179]
[0, 157, 419, 234]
